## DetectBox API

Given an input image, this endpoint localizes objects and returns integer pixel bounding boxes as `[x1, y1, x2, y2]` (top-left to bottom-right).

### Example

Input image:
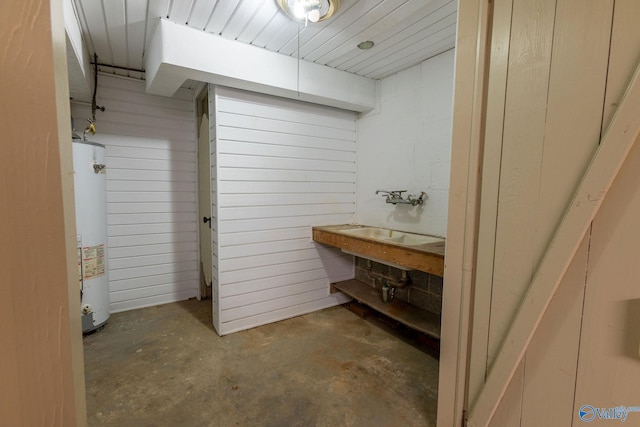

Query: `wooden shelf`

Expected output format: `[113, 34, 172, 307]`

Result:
[332, 279, 441, 339]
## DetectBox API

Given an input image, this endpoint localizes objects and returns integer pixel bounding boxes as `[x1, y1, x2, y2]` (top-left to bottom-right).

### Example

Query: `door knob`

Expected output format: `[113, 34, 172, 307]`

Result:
[203, 216, 211, 228]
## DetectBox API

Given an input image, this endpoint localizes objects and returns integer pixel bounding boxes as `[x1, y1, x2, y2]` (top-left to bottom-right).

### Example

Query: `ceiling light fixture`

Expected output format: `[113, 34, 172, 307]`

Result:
[357, 40, 375, 50]
[276, 0, 341, 24]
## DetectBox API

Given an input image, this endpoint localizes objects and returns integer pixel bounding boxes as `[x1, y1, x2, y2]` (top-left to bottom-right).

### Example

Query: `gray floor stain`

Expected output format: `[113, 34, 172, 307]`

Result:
[84, 300, 439, 426]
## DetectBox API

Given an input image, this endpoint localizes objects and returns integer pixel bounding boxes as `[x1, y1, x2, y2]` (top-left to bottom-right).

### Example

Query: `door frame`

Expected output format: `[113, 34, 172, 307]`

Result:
[437, 1, 493, 426]
[195, 84, 212, 300]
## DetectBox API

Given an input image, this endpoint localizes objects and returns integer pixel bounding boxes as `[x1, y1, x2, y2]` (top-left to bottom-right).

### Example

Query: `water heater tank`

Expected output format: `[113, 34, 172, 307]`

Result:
[73, 140, 109, 333]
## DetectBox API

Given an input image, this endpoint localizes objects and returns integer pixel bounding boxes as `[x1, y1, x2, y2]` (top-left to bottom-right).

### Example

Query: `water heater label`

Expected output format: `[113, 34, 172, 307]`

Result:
[77, 235, 83, 287]
[78, 246, 83, 284]
[82, 244, 105, 279]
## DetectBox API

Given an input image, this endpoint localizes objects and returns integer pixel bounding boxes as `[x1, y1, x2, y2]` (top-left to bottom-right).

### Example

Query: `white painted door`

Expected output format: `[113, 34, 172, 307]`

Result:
[198, 113, 213, 298]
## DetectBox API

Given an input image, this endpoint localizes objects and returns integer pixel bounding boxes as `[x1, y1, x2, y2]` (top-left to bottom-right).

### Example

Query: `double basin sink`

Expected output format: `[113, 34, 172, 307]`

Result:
[311, 224, 445, 276]
[340, 227, 444, 247]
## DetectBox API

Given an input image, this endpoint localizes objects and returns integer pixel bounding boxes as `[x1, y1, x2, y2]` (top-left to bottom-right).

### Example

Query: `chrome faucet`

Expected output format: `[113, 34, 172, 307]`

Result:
[376, 190, 426, 206]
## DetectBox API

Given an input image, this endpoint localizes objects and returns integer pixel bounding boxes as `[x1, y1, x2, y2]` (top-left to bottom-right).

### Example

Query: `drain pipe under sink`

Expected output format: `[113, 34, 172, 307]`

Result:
[365, 260, 412, 288]
[381, 281, 395, 303]
[364, 259, 412, 304]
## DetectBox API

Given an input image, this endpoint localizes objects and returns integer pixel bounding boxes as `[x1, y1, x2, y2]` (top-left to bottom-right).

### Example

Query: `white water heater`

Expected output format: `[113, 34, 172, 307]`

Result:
[73, 140, 109, 333]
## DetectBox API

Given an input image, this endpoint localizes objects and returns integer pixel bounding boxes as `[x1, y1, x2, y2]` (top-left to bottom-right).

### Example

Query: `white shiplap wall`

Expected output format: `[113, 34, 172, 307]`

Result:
[357, 50, 455, 237]
[70, 74, 198, 313]
[211, 87, 355, 335]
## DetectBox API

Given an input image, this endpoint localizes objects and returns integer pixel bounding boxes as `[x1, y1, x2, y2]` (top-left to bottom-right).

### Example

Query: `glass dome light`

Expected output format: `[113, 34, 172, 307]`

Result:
[277, 0, 341, 23]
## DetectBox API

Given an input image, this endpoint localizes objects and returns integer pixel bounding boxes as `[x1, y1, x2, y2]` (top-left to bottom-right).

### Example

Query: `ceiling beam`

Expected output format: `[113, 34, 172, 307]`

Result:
[145, 19, 376, 112]
[64, 0, 92, 101]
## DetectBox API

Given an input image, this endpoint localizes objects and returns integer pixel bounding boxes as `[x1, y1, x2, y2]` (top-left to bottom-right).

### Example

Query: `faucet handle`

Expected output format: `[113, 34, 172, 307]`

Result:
[408, 191, 427, 206]
[375, 190, 407, 200]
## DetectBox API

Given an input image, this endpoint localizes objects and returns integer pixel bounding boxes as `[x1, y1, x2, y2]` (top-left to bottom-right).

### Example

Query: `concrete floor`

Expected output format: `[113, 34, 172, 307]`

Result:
[83, 299, 439, 426]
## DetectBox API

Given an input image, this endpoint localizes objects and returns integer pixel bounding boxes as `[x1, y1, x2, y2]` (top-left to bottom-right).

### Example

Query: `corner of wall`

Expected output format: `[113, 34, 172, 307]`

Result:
[54, 0, 88, 424]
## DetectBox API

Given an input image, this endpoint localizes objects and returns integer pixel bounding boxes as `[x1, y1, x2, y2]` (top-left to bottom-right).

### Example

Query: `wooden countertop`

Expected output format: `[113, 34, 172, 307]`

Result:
[312, 224, 445, 276]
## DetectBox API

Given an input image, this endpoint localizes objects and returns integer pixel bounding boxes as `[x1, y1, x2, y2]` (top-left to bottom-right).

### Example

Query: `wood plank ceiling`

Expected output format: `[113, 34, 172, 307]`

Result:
[71, 0, 457, 88]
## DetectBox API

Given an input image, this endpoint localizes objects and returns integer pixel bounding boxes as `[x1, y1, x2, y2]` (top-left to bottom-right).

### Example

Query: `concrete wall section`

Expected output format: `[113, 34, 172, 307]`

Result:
[71, 74, 198, 313]
[354, 257, 443, 315]
[212, 86, 355, 335]
[356, 50, 455, 237]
